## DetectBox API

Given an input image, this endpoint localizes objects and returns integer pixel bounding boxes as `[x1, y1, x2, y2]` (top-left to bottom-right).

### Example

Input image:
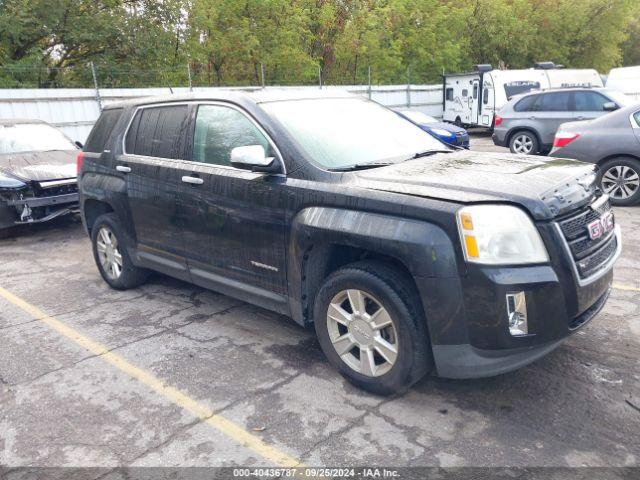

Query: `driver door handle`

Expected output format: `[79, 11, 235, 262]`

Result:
[182, 176, 204, 185]
[116, 165, 131, 173]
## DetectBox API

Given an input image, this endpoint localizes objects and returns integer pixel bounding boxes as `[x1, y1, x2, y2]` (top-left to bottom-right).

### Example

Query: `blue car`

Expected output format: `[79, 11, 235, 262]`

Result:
[397, 110, 470, 148]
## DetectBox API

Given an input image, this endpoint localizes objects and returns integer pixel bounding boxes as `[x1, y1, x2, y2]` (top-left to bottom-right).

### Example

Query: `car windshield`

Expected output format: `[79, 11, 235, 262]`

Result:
[261, 98, 448, 169]
[601, 89, 632, 107]
[400, 110, 438, 124]
[0, 123, 75, 155]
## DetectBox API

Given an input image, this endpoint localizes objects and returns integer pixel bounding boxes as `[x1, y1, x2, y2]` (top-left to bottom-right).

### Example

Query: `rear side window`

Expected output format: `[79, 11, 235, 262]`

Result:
[84, 109, 122, 153]
[634, 111, 640, 127]
[514, 95, 538, 112]
[125, 105, 189, 159]
[574, 92, 610, 112]
[536, 92, 571, 112]
[445, 88, 454, 101]
[483, 88, 489, 105]
[192, 105, 270, 167]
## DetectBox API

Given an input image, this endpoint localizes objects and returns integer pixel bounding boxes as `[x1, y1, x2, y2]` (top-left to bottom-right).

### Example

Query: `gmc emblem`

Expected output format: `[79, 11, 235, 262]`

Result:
[587, 211, 614, 240]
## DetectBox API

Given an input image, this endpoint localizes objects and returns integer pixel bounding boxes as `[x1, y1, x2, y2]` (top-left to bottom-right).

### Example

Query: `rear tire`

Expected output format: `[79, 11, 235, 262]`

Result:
[313, 261, 432, 395]
[509, 130, 539, 155]
[454, 117, 463, 128]
[91, 213, 149, 290]
[598, 157, 640, 206]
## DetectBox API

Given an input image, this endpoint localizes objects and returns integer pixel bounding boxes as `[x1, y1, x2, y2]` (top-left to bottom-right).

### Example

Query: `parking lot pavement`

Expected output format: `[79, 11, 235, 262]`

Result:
[0, 207, 639, 472]
[469, 130, 508, 153]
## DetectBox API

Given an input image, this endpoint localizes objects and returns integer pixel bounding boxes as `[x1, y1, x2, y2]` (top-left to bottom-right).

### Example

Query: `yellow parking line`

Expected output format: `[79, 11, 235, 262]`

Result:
[613, 283, 640, 292]
[0, 286, 303, 468]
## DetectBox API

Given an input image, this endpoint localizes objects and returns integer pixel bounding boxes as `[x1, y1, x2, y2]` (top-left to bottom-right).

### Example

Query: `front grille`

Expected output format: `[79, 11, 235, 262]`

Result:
[557, 198, 617, 280]
[34, 182, 78, 197]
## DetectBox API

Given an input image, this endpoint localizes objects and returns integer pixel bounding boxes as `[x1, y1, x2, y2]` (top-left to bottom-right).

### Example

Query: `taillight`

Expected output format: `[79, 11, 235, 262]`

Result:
[494, 115, 503, 127]
[76, 151, 84, 174]
[553, 132, 580, 148]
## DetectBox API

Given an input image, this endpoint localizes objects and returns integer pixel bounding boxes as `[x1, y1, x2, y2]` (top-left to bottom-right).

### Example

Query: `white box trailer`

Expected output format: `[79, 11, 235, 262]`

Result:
[606, 66, 640, 100]
[442, 63, 604, 129]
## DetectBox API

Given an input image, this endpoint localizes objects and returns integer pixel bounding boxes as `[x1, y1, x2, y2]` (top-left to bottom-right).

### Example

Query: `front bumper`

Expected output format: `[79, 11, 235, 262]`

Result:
[432, 287, 610, 378]
[0, 192, 79, 228]
[416, 221, 620, 379]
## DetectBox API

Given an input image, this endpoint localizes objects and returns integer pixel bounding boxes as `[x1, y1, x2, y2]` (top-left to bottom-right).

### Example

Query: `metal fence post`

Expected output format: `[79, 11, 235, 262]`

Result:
[261, 63, 266, 88]
[318, 65, 322, 89]
[187, 63, 193, 92]
[367, 66, 372, 99]
[90, 61, 102, 112]
[406, 66, 411, 108]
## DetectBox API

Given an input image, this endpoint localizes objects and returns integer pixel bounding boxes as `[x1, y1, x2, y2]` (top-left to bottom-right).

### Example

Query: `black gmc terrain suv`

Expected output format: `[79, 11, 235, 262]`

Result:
[79, 90, 620, 394]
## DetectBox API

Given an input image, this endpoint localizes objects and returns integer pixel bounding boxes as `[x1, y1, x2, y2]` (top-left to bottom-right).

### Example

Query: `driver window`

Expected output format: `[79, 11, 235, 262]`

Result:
[193, 105, 270, 166]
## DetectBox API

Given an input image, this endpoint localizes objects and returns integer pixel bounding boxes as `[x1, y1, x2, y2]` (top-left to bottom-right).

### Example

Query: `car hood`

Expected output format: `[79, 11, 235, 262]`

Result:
[352, 150, 597, 220]
[425, 122, 467, 134]
[0, 150, 77, 182]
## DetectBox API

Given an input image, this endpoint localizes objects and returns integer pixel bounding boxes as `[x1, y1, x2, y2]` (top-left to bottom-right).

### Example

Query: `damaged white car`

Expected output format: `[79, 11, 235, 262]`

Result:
[0, 119, 80, 237]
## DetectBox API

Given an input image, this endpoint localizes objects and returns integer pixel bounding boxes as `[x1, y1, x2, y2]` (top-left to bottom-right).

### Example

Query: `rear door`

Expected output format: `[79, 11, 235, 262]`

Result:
[633, 111, 640, 144]
[120, 104, 191, 280]
[469, 80, 480, 125]
[573, 91, 614, 122]
[533, 92, 573, 146]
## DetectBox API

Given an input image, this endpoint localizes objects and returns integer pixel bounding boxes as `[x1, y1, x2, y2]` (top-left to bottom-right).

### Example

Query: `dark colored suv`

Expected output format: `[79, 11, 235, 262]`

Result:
[79, 90, 620, 394]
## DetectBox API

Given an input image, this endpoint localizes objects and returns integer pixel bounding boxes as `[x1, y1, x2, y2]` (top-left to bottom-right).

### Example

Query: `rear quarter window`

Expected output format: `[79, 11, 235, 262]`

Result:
[125, 105, 189, 159]
[83, 109, 122, 153]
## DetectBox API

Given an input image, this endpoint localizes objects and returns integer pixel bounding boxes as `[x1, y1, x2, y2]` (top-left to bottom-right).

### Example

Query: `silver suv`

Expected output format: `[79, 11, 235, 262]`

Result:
[492, 88, 631, 155]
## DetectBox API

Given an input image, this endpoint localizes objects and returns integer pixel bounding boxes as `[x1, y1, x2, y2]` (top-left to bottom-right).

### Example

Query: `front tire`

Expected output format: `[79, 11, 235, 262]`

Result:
[509, 131, 539, 155]
[91, 213, 149, 290]
[313, 261, 432, 395]
[598, 157, 640, 206]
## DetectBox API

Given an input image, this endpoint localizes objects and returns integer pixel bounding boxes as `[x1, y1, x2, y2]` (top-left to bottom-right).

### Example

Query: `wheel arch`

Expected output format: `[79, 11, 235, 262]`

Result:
[597, 153, 640, 167]
[507, 127, 542, 148]
[82, 199, 114, 235]
[287, 207, 459, 327]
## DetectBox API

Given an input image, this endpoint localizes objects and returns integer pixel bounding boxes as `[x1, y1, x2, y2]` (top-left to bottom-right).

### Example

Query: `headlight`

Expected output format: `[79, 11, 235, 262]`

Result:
[0, 172, 26, 190]
[457, 205, 549, 265]
[430, 128, 455, 138]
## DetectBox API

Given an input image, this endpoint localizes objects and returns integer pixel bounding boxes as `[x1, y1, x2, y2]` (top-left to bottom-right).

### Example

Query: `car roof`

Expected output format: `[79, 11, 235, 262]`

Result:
[104, 88, 356, 110]
[520, 87, 609, 97]
[0, 118, 48, 126]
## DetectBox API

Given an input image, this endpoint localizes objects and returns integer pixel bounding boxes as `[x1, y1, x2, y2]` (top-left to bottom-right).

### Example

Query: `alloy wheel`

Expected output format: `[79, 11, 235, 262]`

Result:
[326, 289, 399, 377]
[512, 134, 534, 154]
[96, 226, 123, 280]
[601, 165, 640, 200]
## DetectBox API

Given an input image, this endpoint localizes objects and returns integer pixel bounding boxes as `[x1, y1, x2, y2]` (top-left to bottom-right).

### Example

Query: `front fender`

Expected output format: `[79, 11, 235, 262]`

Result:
[287, 206, 459, 324]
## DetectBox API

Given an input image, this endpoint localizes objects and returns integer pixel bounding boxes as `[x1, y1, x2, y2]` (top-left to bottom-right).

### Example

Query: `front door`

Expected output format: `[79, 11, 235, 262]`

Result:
[120, 103, 191, 280]
[470, 80, 480, 125]
[179, 103, 289, 312]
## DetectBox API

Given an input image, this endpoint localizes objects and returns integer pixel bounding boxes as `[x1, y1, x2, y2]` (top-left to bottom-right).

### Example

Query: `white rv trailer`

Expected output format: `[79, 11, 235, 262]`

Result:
[606, 66, 640, 101]
[442, 63, 604, 128]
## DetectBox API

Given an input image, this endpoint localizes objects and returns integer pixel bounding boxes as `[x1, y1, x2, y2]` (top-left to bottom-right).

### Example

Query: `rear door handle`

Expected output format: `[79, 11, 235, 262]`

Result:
[181, 175, 204, 185]
[116, 165, 131, 173]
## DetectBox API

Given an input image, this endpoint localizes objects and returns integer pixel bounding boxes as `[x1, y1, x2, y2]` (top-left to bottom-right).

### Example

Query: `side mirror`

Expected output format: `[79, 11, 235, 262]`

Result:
[603, 102, 618, 112]
[75, 141, 84, 149]
[230, 145, 278, 172]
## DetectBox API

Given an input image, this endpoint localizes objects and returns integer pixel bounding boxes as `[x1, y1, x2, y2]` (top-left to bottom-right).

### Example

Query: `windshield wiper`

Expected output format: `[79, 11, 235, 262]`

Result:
[410, 149, 453, 159]
[330, 162, 395, 172]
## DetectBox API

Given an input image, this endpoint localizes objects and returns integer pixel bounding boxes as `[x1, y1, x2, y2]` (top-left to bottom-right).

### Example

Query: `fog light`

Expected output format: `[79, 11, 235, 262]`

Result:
[506, 292, 528, 336]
